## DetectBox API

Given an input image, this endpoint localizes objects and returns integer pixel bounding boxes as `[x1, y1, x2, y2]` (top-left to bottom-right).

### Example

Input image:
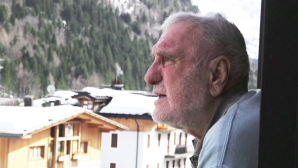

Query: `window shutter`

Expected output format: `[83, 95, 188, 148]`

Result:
[148, 135, 150, 148]
[111, 134, 118, 148]
[158, 134, 161, 147]
[110, 163, 116, 168]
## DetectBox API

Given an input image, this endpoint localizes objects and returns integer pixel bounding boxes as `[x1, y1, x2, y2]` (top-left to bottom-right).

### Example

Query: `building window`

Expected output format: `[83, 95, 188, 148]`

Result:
[66, 140, 71, 155]
[111, 133, 118, 148]
[174, 133, 176, 145]
[110, 163, 116, 168]
[167, 133, 170, 154]
[148, 135, 150, 148]
[59, 124, 65, 137]
[166, 161, 169, 168]
[65, 123, 73, 137]
[158, 134, 161, 147]
[185, 133, 188, 145]
[73, 140, 79, 154]
[179, 133, 182, 145]
[80, 142, 88, 154]
[29, 146, 44, 159]
[50, 126, 55, 138]
[58, 141, 64, 156]
[184, 158, 186, 168]
[178, 159, 181, 168]
[172, 160, 175, 168]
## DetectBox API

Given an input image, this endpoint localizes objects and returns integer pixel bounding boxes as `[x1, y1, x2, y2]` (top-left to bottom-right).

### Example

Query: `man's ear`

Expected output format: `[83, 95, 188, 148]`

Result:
[208, 56, 230, 97]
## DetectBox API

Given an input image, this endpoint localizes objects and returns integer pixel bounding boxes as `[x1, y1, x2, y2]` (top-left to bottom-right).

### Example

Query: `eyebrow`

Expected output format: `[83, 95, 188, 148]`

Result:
[157, 50, 176, 59]
[151, 50, 177, 61]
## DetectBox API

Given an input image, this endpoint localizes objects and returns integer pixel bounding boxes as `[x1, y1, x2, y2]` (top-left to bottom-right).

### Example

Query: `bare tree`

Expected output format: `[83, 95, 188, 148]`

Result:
[15, 66, 36, 97]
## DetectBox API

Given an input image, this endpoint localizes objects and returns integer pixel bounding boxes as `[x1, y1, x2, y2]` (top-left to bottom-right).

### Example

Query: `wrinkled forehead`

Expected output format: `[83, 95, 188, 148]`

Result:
[153, 22, 200, 54]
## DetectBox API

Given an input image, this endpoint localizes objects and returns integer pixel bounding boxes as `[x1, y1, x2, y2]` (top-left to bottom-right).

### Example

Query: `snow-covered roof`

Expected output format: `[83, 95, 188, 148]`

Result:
[100, 91, 157, 115]
[44, 87, 158, 115]
[19, 96, 79, 107]
[0, 105, 128, 138]
[82, 87, 157, 115]
[124, 90, 156, 97]
[83, 87, 120, 97]
[19, 90, 79, 107]
[53, 90, 77, 98]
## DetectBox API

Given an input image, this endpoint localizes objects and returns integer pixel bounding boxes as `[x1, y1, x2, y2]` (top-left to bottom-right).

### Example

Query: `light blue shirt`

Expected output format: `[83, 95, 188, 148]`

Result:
[198, 90, 261, 168]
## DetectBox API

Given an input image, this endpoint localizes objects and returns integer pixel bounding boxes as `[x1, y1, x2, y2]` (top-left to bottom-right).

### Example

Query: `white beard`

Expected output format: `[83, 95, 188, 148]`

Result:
[152, 67, 209, 130]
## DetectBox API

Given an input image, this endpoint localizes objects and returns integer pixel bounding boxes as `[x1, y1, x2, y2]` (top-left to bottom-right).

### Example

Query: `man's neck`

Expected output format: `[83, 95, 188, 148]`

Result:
[191, 80, 248, 156]
[184, 96, 222, 140]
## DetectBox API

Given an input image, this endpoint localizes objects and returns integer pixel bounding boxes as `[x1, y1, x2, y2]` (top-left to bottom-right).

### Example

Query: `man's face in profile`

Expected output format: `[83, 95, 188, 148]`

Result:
[144, 22, 210, 129]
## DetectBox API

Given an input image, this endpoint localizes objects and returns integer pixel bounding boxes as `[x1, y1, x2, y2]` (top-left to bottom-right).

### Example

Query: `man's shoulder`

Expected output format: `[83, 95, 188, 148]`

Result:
[205, 89, 261, 140]
[198, 89, 261, 168]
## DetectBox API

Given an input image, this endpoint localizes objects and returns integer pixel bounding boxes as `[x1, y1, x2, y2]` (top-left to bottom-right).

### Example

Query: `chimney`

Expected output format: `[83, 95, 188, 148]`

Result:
[24, 95, 34, 106]
[54, 100, 61, 106]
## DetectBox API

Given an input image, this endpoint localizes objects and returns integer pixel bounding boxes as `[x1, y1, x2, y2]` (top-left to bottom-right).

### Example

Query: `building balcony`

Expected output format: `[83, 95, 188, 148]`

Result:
[165, 145, 194, 160]
[155, 123, 174, 131]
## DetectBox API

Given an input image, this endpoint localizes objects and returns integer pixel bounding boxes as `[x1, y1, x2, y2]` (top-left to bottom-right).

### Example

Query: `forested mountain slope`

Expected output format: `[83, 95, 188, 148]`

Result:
[0, 0, 198, 97]
[0, 0, 256, 98]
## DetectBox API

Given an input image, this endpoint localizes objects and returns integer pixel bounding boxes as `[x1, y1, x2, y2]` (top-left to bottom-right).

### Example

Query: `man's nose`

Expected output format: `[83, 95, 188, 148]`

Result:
[144, 62, 162, 86]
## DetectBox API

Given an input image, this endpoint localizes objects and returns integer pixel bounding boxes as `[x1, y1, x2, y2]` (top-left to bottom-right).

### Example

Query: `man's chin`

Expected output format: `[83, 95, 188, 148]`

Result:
[151, 109, 164, 123]
[152, 109, 183, 129]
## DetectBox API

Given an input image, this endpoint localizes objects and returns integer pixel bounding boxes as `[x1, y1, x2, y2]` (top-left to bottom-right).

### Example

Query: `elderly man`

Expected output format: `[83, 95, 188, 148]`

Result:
[144, 12, 260, 168]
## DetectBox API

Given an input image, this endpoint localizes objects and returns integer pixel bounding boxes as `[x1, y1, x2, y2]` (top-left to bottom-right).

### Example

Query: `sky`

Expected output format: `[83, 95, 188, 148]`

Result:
[191, 0, 262, 60]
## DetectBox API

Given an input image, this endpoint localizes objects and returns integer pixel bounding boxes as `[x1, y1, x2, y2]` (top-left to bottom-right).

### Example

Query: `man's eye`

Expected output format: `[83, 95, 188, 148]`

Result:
[163, 57, 171, 63]
[162, 57, 173, 66]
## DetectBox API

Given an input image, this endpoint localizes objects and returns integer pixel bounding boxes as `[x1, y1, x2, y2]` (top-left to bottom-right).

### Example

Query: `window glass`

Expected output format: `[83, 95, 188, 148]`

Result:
[58, 141, 64, 156]
[111, 133, 118, 148]
[65, 123, 73, 137]
[66, 140, 71, 155]
[30, 147, 34, 158]
[59, 124, 65, 137]
[110, 163, 116, 168]
[50, 126, 55, 138]
[80, 142, 88, 154]
[72, 140, 79, 154]
[179, 133, 182, 145]
[29, 146, 44, 159]
[158, 134, 161, 147]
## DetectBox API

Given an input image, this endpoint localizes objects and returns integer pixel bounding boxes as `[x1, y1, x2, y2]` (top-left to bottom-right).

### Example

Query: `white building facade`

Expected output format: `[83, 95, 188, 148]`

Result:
[101, 129, 194, 168]
[76, 87, 195, 168]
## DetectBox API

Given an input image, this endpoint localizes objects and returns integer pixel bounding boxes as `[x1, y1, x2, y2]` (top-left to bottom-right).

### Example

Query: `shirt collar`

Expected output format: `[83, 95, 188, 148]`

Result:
[193, 80, 248, 156]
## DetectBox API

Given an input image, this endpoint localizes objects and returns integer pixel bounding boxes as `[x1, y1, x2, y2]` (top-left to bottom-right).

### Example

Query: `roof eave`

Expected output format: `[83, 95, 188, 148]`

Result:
[98, 113, 153, 120]
[0, 133, 23, 139]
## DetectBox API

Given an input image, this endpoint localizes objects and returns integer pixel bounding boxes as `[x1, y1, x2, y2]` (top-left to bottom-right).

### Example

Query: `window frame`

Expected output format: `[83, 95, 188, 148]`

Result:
[29, 146, 45, 160]
[111, 133, 118, 148]
[80, 141, 88, 154]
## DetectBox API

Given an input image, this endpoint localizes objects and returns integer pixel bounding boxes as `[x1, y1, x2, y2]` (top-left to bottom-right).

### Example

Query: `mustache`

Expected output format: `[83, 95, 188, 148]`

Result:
[153, 85, 166, 95]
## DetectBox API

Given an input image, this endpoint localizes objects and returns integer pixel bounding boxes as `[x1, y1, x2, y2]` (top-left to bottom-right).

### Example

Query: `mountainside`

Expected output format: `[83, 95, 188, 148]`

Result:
[0, 0, 199, 97]
[0, 0, 256, 98]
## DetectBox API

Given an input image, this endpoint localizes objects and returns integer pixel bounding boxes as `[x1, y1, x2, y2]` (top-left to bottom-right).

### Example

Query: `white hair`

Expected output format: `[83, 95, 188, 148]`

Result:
[161, 12, 250, 84]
